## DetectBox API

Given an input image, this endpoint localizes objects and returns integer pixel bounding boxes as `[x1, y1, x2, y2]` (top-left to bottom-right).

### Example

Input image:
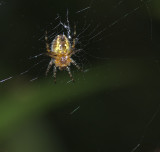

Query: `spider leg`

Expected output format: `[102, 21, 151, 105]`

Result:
[53, 66, 57, 83]
[72, 25, 76, 49]
[45, 59, 53, 76]
[66, 66, 74, 82]
[69, 49, 82, 56]
[71, 58, 83, 72]
[45, 31, 51, 53]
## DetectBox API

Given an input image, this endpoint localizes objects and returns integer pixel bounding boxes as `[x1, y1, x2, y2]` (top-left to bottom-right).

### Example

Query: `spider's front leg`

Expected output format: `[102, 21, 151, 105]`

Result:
[66, 66, 75, 82]
[45, 59, 54, 76]
[71, 58, 83, 72]
[71, 58, 80, 70]
[53, 66, 57, 83]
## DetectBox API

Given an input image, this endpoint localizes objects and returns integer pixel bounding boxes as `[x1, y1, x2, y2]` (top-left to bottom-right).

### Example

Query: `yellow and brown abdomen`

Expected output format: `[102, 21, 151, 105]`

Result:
[51, 35, 71, 54]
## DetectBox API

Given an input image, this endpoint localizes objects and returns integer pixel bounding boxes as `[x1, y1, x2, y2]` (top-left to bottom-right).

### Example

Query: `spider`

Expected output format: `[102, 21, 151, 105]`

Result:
[45, 26, 81, 83]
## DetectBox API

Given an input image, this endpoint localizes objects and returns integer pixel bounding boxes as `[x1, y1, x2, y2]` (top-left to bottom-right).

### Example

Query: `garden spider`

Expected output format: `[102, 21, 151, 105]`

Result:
[45, 26, 81, 83]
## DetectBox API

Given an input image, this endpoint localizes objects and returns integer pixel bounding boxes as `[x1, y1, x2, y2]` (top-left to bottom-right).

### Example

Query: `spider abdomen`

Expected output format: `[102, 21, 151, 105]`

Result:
[51, 34, 71, 54]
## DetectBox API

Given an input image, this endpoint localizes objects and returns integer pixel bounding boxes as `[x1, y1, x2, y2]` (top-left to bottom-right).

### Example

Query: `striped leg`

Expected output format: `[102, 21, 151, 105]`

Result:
[45, 60, 53, 76]
[53, 66, 57, 83]
[72, 25, 76, 49]
[45, 31, 51, 53]
[66, 67, 74, 82]
[71, 58, 82, 71]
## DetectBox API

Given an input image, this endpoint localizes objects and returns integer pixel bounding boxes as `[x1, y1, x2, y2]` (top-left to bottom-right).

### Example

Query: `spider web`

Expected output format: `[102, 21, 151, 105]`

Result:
[0, 0, 160, 152]
[0, 0, 153, 80]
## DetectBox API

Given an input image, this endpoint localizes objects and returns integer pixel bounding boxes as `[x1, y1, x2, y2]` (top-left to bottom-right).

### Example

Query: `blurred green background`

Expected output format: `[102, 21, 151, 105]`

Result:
[0, 0, 160, 152]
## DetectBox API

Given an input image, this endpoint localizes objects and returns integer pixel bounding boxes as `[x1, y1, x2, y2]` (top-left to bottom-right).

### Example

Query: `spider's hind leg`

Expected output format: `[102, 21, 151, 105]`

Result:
[66, 66, 74, 82]
[45, 31, 51, 53]
[72, 25, 77, 49]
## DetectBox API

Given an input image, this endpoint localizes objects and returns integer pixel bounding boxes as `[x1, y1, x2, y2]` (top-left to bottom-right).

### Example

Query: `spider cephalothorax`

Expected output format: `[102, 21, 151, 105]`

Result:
[45, 30, 81, 83]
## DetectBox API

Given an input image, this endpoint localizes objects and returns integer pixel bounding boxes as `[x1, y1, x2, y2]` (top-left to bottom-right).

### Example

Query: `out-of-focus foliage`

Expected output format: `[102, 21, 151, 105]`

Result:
[0, 59, 159, 138]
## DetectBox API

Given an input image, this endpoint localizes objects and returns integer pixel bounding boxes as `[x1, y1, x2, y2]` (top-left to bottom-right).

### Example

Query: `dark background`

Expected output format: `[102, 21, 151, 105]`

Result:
[0, 0, 160, 152]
